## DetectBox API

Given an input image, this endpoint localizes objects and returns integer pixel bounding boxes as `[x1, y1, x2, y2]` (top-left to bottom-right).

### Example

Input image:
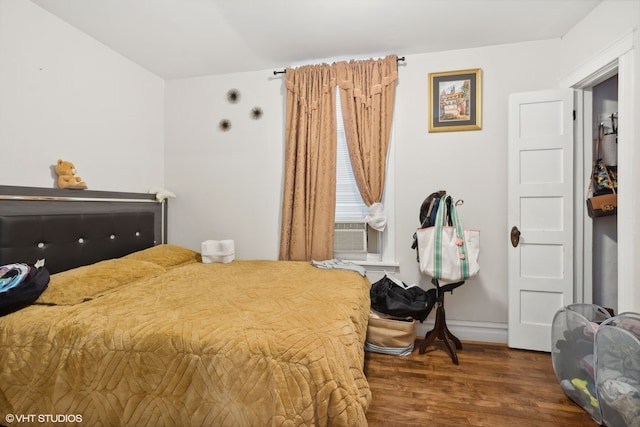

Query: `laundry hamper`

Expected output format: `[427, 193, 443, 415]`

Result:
[551, 304, 612, 423]
[365, 310, 416, 356]
[595, 313, 640, 427]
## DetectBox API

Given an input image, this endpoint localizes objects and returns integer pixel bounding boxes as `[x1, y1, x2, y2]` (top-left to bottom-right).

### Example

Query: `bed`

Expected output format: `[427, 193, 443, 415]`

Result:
[0, 187, 372, 426]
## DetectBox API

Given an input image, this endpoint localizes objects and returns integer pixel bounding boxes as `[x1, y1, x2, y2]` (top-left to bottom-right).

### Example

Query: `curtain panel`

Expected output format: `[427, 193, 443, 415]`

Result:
[279, 64, 337, 261]
[334, 55, 398, 230]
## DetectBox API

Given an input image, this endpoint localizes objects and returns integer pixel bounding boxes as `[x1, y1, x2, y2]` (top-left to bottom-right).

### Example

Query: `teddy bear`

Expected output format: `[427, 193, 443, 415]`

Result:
[55, 159, 87, 190]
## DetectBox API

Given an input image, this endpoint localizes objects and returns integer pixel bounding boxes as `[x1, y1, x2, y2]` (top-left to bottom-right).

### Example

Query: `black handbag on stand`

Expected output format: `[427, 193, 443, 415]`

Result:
[370, 275, 436, 322]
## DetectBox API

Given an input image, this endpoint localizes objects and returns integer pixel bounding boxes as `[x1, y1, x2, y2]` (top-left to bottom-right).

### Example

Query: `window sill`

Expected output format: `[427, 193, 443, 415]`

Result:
[351, 260, 399, 273]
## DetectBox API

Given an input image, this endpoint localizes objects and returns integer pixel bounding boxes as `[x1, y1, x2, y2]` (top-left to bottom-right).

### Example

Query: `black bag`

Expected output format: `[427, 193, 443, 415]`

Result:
[0, 263, 50, 316]
[370, 275, 436, 322]
[411, 190, 447, 260]
[586, 127, 618, 218]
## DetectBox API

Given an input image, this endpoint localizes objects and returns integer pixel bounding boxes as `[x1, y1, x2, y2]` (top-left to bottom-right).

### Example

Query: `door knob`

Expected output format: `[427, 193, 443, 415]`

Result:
[510, 226, 521, 247]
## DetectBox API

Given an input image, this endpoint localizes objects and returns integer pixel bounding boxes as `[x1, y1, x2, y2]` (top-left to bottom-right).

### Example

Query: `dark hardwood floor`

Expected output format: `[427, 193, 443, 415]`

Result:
[364, 340, 597, 427]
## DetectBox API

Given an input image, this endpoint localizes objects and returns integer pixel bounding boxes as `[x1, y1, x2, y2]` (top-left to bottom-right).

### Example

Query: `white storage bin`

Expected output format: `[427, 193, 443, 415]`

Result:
[551, 304, 612, 423]
[595, 313, 640, 427]
[201, 240, 235, 264]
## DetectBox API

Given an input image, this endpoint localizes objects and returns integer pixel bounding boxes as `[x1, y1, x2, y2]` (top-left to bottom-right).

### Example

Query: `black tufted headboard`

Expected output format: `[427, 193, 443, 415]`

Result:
[0, 186, 166, 274]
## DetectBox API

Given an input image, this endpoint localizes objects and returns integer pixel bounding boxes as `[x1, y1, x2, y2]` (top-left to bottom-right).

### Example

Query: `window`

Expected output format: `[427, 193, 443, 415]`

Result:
[334, 88, 395, 265]
[335, 89, 369, 222]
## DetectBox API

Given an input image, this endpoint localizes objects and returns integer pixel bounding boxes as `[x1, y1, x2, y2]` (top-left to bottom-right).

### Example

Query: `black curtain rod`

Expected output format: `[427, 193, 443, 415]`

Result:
[272, 56, 405, 76]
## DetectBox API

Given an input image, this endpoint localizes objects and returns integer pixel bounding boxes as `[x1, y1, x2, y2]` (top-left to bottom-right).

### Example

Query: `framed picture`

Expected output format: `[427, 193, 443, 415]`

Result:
[428, 68, 482, 132]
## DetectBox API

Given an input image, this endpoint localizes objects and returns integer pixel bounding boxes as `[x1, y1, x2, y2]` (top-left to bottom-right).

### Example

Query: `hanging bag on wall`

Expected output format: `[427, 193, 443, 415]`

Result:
[587, 126, 617, 218]
[415, 194, 480, 282]
[586, 191, 617, 218]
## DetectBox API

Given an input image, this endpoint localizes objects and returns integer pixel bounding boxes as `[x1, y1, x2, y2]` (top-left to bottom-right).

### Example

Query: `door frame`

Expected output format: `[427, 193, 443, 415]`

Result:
[572, 88, 590, 305]
[560, 31, 635, 312]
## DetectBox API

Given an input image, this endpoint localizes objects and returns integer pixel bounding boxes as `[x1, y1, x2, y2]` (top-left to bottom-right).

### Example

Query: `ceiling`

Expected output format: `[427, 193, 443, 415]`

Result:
[30, 0, 602, 80]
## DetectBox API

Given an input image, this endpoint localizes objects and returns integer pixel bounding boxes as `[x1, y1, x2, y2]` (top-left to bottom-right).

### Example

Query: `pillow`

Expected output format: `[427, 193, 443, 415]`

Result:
[36, 258, 165, 305]
[123, 244, 200, 269]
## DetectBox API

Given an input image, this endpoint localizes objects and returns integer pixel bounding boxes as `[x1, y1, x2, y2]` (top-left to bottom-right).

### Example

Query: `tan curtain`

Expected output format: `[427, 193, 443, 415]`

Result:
[334, 55, 398, 230]
[279, 64, 337, 261]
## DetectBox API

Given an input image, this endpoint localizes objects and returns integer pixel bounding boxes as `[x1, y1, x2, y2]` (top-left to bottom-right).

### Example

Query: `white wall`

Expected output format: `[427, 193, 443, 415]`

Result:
[592, 76, 618, 311]
[165, 39, 561, 332]
[0, 0, 165, 192]
[164, 73, 285, 259]
[559, 0, 638, 80]
[560, 0, 640, 313]
[391, 40, 562, 325]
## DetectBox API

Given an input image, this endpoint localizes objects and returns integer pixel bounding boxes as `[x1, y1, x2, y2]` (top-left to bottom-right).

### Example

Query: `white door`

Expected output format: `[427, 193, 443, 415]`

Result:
[507, 89, 574, 352]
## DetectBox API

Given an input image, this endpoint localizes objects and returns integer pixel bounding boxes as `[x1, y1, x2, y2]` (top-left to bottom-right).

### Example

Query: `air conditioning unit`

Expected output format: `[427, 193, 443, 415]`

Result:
[334, 221, 367, 259]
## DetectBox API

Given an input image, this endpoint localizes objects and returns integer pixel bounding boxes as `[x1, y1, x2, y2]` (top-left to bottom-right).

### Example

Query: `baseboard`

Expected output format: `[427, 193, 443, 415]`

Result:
[414, 319, 508, 344]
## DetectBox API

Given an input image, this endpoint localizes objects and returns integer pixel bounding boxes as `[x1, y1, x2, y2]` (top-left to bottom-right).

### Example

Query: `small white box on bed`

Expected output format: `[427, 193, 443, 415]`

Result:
[201, 240, 235, 264]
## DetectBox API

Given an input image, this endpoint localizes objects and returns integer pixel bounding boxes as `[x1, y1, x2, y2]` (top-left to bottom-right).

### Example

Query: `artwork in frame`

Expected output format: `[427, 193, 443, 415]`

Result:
[428, 68, 482, 132]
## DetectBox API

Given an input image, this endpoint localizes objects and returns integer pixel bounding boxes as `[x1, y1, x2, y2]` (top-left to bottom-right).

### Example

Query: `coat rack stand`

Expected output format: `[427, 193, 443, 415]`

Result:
[419, 279, 464, 365]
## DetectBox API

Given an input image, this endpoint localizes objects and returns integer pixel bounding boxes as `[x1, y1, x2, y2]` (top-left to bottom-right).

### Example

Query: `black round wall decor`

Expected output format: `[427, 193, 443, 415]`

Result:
[218, 119, 231, 131]
[251, 107, 263, 120]
[226, 89, 240, 104]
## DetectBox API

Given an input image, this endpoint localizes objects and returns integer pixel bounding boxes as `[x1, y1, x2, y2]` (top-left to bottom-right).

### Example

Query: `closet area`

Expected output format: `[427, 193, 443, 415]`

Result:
[591, 75, 618, 314]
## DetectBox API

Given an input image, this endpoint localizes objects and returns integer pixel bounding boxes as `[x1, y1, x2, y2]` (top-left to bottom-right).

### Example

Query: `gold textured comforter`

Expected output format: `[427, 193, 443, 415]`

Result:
[0, 245, 371, 426]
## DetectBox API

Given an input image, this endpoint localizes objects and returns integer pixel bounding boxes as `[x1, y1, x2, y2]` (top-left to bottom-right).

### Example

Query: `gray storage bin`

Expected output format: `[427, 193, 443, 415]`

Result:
[552, 304, 612, 423]
[595, 313, 640, 427]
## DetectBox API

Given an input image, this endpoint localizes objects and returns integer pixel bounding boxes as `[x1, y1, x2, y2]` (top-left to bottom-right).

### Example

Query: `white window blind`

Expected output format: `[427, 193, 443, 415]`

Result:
[335, 88, 369, 221]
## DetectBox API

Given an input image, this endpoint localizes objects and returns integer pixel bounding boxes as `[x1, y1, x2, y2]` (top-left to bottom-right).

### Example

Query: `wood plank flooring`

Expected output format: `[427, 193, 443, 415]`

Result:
[364, 340, 597, 427]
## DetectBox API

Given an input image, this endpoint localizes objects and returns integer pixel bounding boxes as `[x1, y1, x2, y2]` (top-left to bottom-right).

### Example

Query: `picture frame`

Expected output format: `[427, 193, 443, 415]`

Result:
[428, 68, 482, 132]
